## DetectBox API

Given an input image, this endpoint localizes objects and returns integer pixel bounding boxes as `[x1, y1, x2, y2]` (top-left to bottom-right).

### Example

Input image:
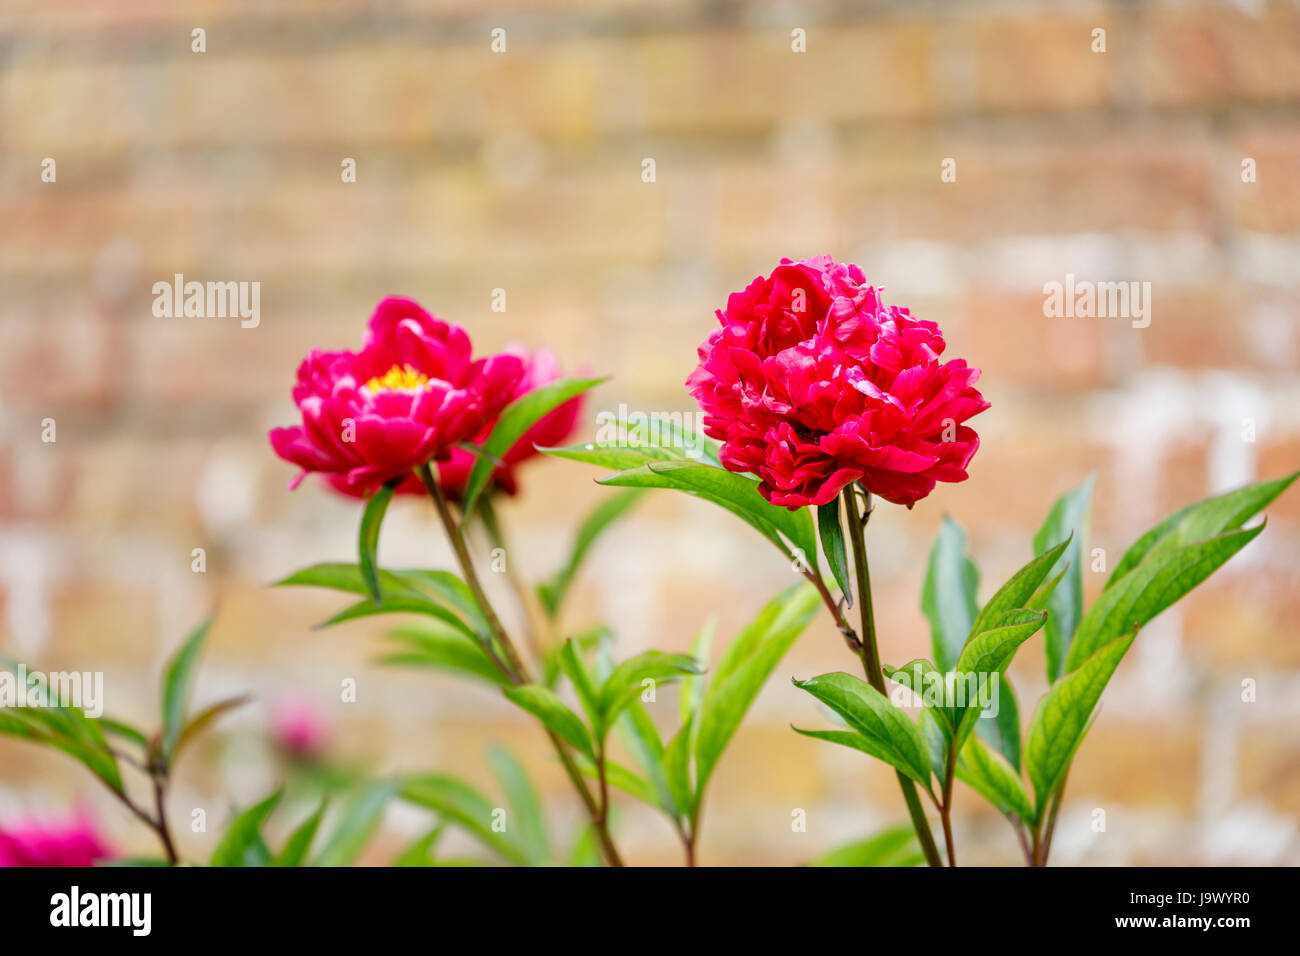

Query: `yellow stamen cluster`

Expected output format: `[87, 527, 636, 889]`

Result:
[365, 363, 429, 392]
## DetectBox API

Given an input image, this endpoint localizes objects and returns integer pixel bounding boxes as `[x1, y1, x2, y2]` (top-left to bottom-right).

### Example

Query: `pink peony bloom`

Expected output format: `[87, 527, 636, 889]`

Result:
[270, 695, 329, 759]
[325, 346, 583, 501]
[0, 812, 113, 867]
[687, 256, 989, 508]
[270, 297, 525, 496]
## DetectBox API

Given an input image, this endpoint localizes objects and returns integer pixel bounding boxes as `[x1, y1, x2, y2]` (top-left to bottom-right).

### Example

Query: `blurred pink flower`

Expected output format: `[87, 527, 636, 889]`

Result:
[0, 811, 113, 867]
[270, 695, 330, 759]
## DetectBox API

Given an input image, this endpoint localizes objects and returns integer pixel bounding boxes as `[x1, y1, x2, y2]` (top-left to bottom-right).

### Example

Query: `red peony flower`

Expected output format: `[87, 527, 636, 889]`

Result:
[269, 297, 525, 496]
[0, 812, 113, 867]
[321, 345, 583, 501]
[686, 256, 989, 509]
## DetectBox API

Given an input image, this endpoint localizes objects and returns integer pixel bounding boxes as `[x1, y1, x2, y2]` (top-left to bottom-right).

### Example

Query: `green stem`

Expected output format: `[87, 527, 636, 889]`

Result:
[478, 496, 545, 666]
[842, 487, 945, 869]
[940, 739, 957, 866]
[416, 464, 624, 867]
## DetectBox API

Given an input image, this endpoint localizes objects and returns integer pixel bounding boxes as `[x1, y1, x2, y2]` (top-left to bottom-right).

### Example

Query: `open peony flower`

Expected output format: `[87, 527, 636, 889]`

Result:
[0, 812, 113, 867]
[269, 297, 525, 496]
[324, 346, 584, 501]
[686, 256, 989, 508]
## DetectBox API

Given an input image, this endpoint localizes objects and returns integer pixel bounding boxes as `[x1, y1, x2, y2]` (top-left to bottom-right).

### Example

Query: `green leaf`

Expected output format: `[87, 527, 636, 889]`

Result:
[486, 747, 550, 866]
[974, 674, 1022, 772]
[791, 673, 931, 786]
[693, 585, 820, 796]
[100, 718, 149, 750]
[210, 791, 281, 867]
[160, 616, 211, 765]
[271, 800, 326, 867]
[679, 618, 715, 726]
[390, 826, 445, 867]
[537, 489, 645, 618]
[598, 651, 702, 728]
[921, 517, 980, 672]
[319, 594, 479, 640]
[379, 623, 508, 687]
[400, 774, 530, 865]
[540, 440, 682, 471]
[573, 753, 660, 807]
[174, 694, 251, 759]
[949, 609, 1046, 747]
[1034, 474, 1095, 681]
[462, 376, 607, 515]
[556, 639, 602, 730]
[278, 563, 489, 640]
[968, 537, 1070, 640]
[884, 658, 947, 727]
[358, 484, 395, 605]
[664, 719, 695, 817]
[617, 701, 677, 818]
[1066, 525, 1264, 672]
[817, 499, 852, 605]
[312, 780, 397, 866]
[0, 699, 125, 796]
[956, 735, 1034, 822]
[919, 709, 949, 785]
[1026, 630, 1136, 821]
[600, 460, 819, 577]
[503, 684, 593, 757]
[1106, 471, 1297, 590]
[809, 825, 924, 867]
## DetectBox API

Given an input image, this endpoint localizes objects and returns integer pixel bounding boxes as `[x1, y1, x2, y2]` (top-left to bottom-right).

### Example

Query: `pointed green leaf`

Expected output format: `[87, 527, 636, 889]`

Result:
[693, 585, 820, 795]
[271, 800, 326, 867]
[949, 609, 1046, 746]
[598, 651, 702, 727]
[1035, 474, 1095, 681]
[380, 623, 508, 687]
[503, 684, 593, 757]
[956, 734, 1033, 822]
[817, 499, 852, 605]
[390, 826, 444, 867]
[791, 672, 931, 786]
[974, 673, 1022, 772]
[211, 791, 281, 867]
[1027, 631, 1136, 820]
[1066, 525, 1264, 672]
[557, 639, 602, 730]
[968, 537, 1070, 640]
[1106, 471, 1296, 590]
[312, 780, 397, 866]
[358, 484, 395, 605]
[160, 616, 212, 764]
[486, 747, 550, 866]
[400, 774, 530, 865]
[462, 376, 607, 515]
[537, 489, 645, 618]
[922, 517, 980, 672]
[809, 825, 924, 867]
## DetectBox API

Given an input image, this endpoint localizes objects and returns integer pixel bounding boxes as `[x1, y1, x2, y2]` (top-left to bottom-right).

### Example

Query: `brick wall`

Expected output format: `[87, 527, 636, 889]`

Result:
[1, 0, 1298, 864]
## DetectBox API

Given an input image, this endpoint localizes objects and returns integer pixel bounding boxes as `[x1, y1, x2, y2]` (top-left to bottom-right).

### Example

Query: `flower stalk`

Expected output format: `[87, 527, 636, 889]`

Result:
[841, 486, 945, 868]
[416, 464, 624, 867]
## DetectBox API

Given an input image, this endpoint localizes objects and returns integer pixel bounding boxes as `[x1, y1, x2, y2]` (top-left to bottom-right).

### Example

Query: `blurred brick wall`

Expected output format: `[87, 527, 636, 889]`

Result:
[1, 0, 1298, 864]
